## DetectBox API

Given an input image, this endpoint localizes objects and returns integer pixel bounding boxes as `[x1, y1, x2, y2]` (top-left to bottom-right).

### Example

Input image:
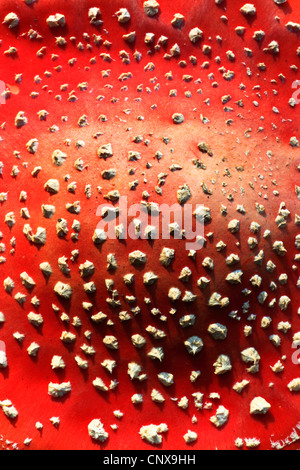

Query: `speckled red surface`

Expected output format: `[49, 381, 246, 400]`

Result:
[0, 0, 300, 450]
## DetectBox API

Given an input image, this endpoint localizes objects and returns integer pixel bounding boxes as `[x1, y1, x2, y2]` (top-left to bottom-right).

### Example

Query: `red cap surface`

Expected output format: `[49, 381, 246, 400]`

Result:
[0, 0, 300, 450]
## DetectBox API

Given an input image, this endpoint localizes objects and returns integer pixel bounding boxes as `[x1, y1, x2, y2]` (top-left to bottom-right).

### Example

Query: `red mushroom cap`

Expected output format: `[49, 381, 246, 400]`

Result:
[1, 0, 300, 451]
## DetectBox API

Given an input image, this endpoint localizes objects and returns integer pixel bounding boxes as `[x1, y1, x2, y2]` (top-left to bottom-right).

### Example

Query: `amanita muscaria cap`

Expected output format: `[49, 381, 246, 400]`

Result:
[1, 0, 300, 450]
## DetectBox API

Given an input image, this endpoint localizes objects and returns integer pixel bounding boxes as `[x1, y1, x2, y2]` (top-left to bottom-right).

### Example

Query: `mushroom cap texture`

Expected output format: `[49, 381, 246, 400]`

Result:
[0, 0, 300, 451]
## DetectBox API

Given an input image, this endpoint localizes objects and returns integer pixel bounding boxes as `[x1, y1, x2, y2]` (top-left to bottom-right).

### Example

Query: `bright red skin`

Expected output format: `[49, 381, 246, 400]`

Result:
[0, 0, 300, 450]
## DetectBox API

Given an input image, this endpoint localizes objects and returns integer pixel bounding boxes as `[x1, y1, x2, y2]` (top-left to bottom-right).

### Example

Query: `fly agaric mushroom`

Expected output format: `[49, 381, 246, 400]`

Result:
[1, 0, 300, 451]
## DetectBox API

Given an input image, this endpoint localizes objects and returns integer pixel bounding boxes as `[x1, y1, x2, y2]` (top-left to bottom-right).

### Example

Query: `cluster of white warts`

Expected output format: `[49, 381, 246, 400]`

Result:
[2, 0, 300, 115]
[1, 0, 300, 448]
[2, 147, 300, 446]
